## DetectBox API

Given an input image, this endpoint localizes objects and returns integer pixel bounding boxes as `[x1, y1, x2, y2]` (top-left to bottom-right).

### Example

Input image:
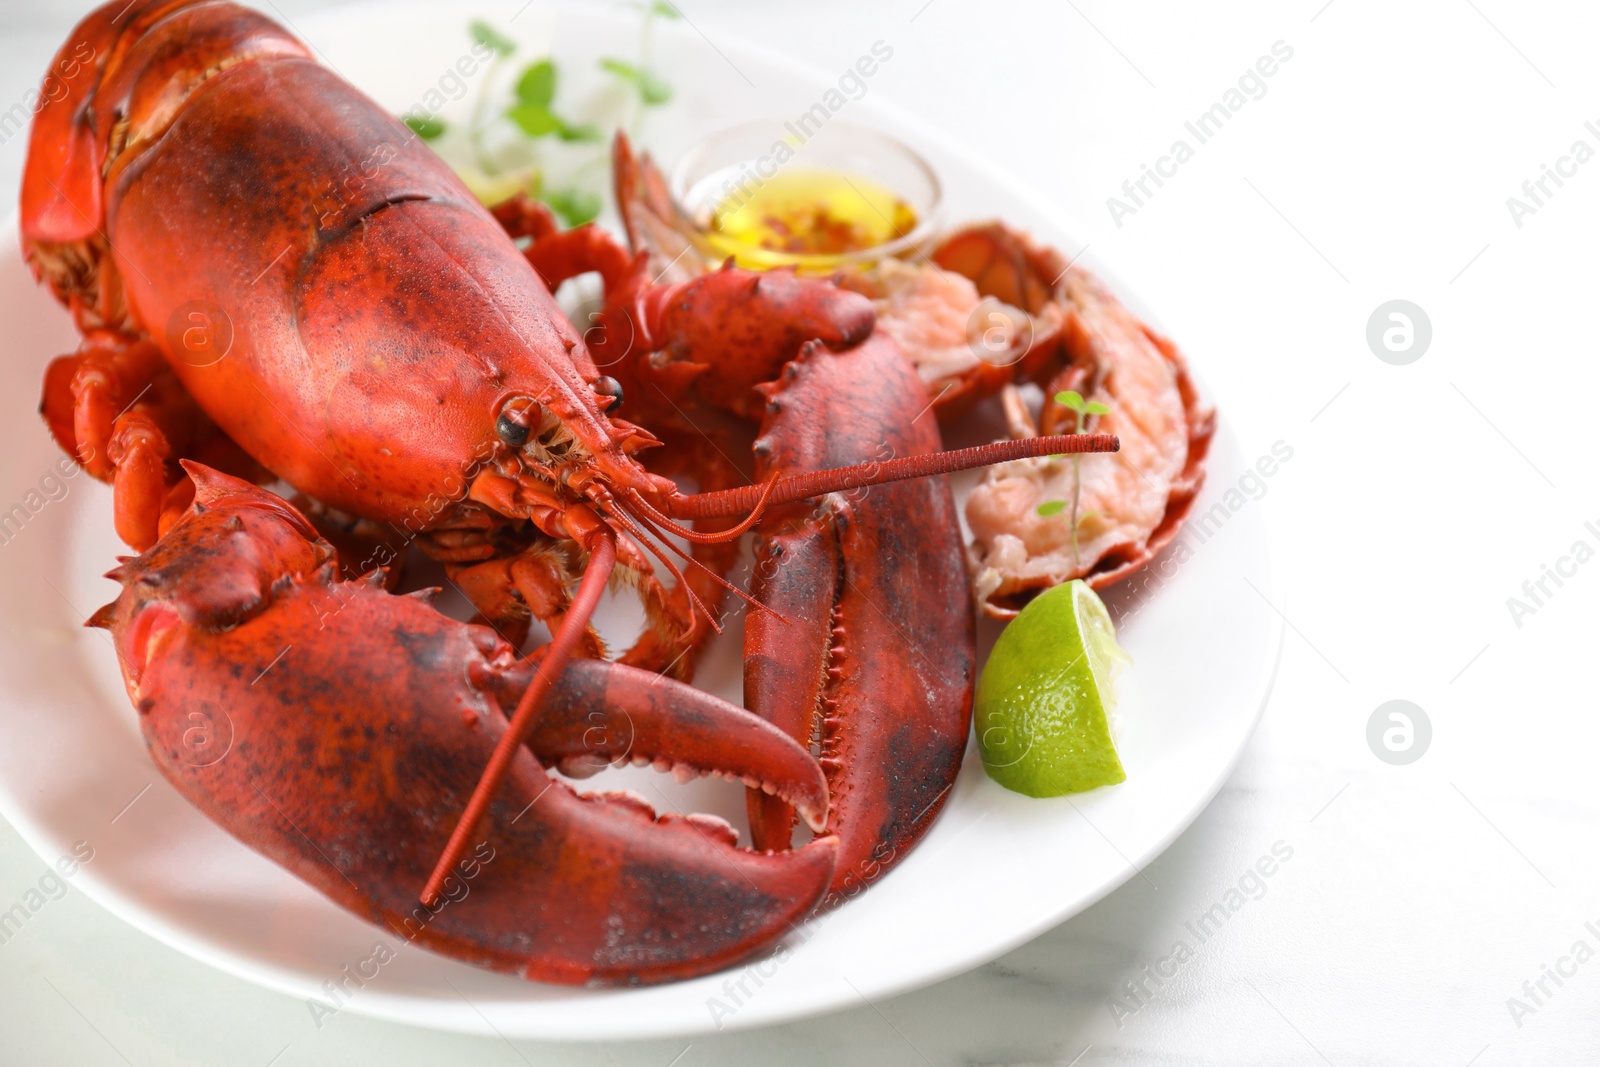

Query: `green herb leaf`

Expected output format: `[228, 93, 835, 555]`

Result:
[556, 120, 602, 142]
[600, 57, 672, 105]
[470, 20, 516, 57]
[403, 114, 446, 140]
[1055, 390, 1085, 412]
[515, 59, 556, 108]
[637, 70, 672, 105]
[1084, 400, 1110, 416]
[652, 0, 681, 17]
[506, 102, 562, 137]
[1036, 500, 1067, 517]
[545, 187, 602, 226]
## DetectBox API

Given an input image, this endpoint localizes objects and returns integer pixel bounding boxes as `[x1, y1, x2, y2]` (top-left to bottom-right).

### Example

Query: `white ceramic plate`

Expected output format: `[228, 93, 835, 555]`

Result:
[0, 1, 1280, 1040]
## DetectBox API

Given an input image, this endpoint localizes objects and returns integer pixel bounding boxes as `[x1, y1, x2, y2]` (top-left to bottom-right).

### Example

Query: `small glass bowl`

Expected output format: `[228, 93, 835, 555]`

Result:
[667, 119, 942, 272]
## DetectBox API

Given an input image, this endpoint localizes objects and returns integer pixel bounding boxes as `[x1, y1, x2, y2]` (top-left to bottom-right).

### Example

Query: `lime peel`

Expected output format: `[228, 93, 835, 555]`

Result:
[975, 580, 1130, 797]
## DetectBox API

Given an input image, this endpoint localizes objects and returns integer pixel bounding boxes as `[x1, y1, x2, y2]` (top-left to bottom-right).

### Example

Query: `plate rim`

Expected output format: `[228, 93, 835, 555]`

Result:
[0, 0, 1285, 1040]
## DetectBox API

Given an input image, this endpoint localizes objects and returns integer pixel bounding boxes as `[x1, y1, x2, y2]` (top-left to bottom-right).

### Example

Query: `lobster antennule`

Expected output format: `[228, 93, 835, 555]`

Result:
[666, 433, 1121, 521]
[605, 501, 783, 625]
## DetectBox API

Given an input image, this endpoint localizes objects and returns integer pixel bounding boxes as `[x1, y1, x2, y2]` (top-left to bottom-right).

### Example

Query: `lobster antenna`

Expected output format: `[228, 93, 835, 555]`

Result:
[667, 433, 1119, 521]
[421, 533, 618, 907]
[623, 476, 779, 545]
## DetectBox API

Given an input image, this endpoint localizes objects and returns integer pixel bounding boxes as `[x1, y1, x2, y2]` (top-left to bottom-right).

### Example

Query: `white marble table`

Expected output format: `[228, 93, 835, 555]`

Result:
[2, 1, 1597, 1063]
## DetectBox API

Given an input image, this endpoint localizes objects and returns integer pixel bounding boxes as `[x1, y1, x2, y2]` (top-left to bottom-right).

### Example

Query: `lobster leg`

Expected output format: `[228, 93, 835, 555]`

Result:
[446, 541, 596, 654]
[489, 192, 560, 244]
[41, 330, 202, 549]
[522, 222, 641, 299]
[93, 466, 837, 985]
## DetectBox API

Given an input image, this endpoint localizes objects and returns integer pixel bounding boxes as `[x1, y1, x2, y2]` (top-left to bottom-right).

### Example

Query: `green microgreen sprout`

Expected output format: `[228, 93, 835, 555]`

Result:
[506, 59, 601, 143]
[463, 20, 515, 176]
[544, 187, 603, 227]
[400, 8, 676, 232]
[403, 114, 445, 140]
[474, 8, 670, 223]
[1034, 389, 1110, 568]
[599, 57, 673, 106]
[470, 19, 517, 57]
[602, 2, 676, 124]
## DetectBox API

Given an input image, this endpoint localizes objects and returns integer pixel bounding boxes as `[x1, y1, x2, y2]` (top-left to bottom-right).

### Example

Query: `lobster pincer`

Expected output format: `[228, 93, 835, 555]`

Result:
[90, 465, 835, 984]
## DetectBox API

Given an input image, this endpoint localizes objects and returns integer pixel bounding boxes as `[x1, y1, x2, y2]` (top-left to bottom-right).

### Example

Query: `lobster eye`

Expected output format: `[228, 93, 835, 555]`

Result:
[495, 396, 540, 448]
[593, 376, 623, 409]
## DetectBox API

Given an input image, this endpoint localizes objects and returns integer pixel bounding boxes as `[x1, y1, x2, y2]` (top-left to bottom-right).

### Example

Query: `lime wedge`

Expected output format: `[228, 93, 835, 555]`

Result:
[976, 580, 1130, 796]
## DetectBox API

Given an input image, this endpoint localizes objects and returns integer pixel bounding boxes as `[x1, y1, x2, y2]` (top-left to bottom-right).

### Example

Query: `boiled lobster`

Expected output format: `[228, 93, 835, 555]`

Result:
[23, 0, 1116, 983]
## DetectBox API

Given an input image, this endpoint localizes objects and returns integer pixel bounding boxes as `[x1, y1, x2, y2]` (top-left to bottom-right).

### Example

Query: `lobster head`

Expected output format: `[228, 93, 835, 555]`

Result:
[21, 0, 673, 540]
[464, 259, 879, 546]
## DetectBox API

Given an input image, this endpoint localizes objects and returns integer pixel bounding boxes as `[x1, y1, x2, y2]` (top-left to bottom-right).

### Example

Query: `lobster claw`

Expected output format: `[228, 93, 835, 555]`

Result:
[654, 266, 877, 421]
[93, 467, 836, 985]
[518, 656, 829, 836]
[741, 336, 975, 908]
